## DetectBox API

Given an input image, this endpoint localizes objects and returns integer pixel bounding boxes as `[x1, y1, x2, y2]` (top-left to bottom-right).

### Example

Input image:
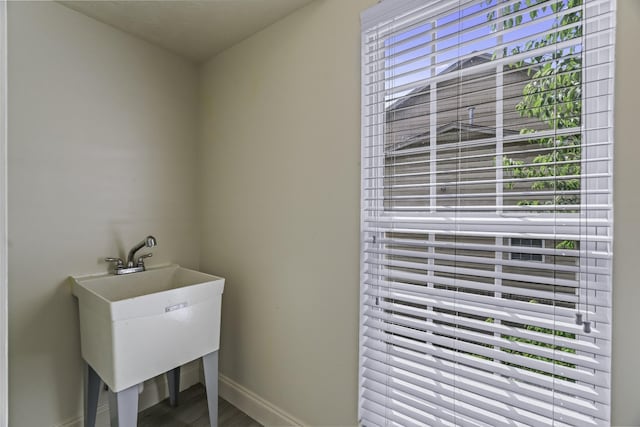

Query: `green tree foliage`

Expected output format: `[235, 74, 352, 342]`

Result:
[485, 301, 577, 381]
[481, 2, 583, 374]
[488, 0, 583, 208]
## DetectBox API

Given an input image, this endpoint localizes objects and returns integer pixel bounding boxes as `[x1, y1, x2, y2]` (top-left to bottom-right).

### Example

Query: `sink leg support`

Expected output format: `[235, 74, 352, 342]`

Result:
[108, 384, 139, 427]
[203, 351, 219, 427]
[84, 363, 101, 427]
[167, 366, 181, 407]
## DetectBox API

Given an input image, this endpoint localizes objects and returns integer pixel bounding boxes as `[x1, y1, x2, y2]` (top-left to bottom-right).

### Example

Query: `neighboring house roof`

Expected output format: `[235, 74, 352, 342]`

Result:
[386, 53, 495, 113]
[390, 121, 520, 153]
[437, 52, 494, 75]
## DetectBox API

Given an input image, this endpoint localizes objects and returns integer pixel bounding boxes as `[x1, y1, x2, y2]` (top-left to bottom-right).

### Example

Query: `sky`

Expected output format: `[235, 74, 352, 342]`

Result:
[381, 0, 581, 104]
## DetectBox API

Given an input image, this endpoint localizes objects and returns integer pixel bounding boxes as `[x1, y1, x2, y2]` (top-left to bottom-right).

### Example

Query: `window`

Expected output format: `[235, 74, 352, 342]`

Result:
[510, 238, 544, 262]
[360, 1, 615, 426]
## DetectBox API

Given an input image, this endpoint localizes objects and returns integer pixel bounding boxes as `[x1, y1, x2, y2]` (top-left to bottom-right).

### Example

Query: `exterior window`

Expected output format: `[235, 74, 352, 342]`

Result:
[510, 238, 543, 262]
[360, 1, 615, 426]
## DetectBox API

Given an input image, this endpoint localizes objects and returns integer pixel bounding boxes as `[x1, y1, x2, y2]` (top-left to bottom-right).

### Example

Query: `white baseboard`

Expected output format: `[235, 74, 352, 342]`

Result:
[218, 374, 306, 427]
[54, 360, 201, 427]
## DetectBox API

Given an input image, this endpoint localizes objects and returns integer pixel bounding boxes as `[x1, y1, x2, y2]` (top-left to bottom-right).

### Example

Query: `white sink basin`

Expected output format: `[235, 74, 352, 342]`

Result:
[71, 264, 225, 392]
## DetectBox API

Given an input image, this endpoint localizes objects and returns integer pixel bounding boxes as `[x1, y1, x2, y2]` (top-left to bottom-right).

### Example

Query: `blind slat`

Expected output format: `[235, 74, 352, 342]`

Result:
[364, 257, 611, 294]
[364, 280, 612, 328]
[363, 360, 607, 425]
[364, 326, 610, 388]
[364, 247, 610, 275]
[363, 343, 610, 405]
[364, 298, 609, 355]
[364, 307, 608, 370]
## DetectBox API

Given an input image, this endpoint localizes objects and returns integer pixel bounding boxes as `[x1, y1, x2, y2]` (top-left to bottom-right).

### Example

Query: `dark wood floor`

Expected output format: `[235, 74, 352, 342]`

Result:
[138, 384, 262, 427]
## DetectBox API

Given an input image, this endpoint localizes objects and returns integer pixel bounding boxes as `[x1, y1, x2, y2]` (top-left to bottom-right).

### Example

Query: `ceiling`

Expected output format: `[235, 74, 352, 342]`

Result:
[58, 0, 315, 63]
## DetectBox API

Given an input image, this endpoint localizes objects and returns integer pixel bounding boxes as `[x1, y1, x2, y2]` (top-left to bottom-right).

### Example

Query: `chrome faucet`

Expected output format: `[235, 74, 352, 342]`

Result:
[106, 235, 157, 275]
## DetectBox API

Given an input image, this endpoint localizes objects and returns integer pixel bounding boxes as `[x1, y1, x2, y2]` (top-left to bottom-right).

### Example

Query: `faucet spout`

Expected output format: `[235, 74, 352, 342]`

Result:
[126, 235, 157, 267]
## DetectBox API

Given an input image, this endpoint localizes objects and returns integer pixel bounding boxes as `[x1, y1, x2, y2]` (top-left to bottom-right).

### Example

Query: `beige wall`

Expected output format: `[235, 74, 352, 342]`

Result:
[198, 0, 375, 424]
[7, 2, 199, 426]
[612, 1, 640, 426]
[199, 0, 640, 426]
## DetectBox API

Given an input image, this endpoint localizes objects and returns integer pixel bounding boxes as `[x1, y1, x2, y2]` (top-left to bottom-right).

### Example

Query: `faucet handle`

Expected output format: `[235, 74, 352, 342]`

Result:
[105, 257, 124, 267]
[137, 253, 152, 267]
[105, 257, 124, 273]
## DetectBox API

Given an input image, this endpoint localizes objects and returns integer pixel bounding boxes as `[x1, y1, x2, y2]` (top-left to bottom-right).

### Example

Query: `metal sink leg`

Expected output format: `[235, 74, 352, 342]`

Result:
[108, 384, 139, 427]
[203, 351, 219, 427]
[84, 363, 101, 427]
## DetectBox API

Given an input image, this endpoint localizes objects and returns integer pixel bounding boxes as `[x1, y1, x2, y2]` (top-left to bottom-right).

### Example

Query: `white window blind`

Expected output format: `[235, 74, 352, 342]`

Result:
[359, 0, 615, 426]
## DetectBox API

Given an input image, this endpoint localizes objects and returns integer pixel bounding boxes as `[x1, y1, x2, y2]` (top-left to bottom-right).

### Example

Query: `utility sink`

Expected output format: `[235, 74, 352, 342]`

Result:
[71, 264, 225, 393]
